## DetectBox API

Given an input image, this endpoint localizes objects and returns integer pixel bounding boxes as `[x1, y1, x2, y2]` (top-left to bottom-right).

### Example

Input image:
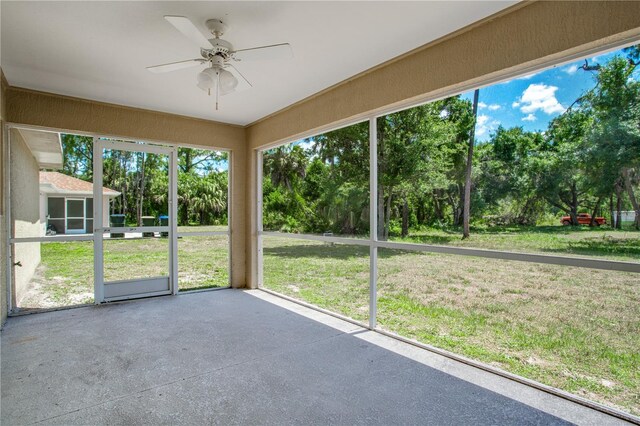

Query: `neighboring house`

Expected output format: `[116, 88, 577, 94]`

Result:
[39, 172, 120, 234]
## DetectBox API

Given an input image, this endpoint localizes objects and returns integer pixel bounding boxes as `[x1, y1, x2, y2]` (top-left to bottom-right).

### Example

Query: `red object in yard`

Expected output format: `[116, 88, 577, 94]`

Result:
[560, 213, 606, 226]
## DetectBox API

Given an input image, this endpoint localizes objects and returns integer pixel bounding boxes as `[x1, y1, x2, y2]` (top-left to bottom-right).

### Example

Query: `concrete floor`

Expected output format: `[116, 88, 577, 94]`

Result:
[0, 289, 631, 425]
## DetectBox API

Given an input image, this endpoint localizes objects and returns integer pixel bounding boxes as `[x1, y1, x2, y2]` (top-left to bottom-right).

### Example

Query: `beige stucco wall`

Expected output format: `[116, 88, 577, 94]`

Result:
[6, 87, 247, 289]
[9, 128, 42, 306]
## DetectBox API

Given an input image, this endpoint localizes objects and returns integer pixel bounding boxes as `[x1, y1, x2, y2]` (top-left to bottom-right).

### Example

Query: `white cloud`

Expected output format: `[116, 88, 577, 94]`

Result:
[514, 83, 565, 115]
[563, 64, 579, 75]
[522, 114, 537, 122]
[475, 114, 500, 138]
[478, 102, 500, 111]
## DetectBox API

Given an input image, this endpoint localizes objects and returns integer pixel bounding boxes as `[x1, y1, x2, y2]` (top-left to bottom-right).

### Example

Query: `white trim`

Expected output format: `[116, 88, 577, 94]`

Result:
[368, 117, 378, 330]
[227, 150, 233, 287]
[93, 137, 104, 303]
[11, 235, 94, 243]
[261, 231, 640, 274]
[98, 226, 169, 234]
[261, 231, 370, 246]
[176, 231, 229, 238]
[375, 240, 640, 273]
[65, 198, 86, 233]
[103, 275, 169, 286]
[169, 147, 179, 295]
[4, 124, 13, 314]
[104, 290, 172, 303]
[256, 150, 264, 288]
[100, 138, 173, 156]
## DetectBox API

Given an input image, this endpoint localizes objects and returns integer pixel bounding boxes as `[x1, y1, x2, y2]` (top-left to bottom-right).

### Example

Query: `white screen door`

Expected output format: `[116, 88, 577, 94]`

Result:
[93, 139, 178, 303]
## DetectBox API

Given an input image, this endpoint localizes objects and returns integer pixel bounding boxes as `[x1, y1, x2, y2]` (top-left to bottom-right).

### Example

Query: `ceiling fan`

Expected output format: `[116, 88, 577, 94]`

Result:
[147, 16, 293, 110]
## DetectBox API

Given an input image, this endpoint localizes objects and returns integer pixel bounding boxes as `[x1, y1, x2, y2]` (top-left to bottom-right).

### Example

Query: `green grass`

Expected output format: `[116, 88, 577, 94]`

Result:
[262, 231, 640, 416]
[20, 236, 229, 309]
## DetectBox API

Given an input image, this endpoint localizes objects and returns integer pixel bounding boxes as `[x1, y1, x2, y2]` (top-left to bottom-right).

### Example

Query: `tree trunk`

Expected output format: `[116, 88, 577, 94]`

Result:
[401, 197, 409, 238]
[432, 191, 443, 222]
[589, 195, 603, 227]
[385, 192, 392, 239]
[622, 168, 640, 229]
[569, 182, 579, 225]
[463, 89, 479, 239]
[609, 194, 615, 228]
[615, 185, 623, 229]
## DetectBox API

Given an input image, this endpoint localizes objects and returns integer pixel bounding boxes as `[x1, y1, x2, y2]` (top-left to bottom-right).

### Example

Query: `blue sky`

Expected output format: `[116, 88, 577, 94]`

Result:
[461, 47, 638, 142]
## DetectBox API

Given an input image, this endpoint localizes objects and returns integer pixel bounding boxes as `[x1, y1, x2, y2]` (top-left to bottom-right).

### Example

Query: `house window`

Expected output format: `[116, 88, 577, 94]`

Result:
[47, 196, 94, 234]
[47, 197, 65, 234]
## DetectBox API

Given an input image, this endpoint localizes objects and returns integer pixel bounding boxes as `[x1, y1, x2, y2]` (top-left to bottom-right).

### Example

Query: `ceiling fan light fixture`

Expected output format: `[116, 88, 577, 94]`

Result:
[196, 67, 217, 91]
[218, 68, 238, 95]
[197, 67, 238, 95]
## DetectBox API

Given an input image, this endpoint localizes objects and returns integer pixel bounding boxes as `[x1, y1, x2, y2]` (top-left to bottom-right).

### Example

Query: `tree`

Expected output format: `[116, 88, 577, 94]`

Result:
[477, 127, 545, 225]
[534, 109, 593, 225]
[264, 145, 308, 191]
[60, 135, 93, 180]
[585, 55, 640, 228]
[462, 89, 479, 238]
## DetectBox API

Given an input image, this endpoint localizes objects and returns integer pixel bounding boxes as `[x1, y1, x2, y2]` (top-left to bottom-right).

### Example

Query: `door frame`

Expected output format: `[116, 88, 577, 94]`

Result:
[4, 122, 231, 314]
[92, 138, 179, 303]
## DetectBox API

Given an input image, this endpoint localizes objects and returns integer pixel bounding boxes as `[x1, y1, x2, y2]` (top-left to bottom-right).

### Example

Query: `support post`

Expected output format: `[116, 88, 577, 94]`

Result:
[369, 117, 378, 330]
[93, 137, 104, 303]
[256, 150, 264, 288]
[170, 148, 179, 294]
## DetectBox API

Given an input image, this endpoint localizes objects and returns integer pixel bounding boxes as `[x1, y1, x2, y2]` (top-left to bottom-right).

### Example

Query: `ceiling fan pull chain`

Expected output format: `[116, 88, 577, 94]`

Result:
[215, 71, 220, 111]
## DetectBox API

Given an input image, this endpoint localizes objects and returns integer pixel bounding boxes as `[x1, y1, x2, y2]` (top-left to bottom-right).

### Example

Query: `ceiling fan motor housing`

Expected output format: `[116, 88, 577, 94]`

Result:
[205, 18, 228, 37]
[200, 38, 233, 60]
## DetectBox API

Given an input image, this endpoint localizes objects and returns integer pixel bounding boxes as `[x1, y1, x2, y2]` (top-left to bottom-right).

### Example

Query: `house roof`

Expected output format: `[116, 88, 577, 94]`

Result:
[18, 129, 63, 169]
[39, 172, 120, 197]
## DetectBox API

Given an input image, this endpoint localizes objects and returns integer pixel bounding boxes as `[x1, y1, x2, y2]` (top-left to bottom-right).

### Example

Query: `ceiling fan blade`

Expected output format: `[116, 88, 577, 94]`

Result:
[232, 43, 293, 62]
[164, 16, 211, 48]
[147, 59, 206, 73]
[225, 64, 252, 92]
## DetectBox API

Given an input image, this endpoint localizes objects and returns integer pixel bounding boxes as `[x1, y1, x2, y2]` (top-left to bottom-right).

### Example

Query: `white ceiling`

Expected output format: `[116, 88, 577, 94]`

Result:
[1, 1, 517, 126]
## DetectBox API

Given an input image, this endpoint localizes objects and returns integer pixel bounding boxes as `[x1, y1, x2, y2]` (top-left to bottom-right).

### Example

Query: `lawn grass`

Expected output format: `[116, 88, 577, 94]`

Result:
[262, 232, 640, 416]
[19, 236, 229, 309]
